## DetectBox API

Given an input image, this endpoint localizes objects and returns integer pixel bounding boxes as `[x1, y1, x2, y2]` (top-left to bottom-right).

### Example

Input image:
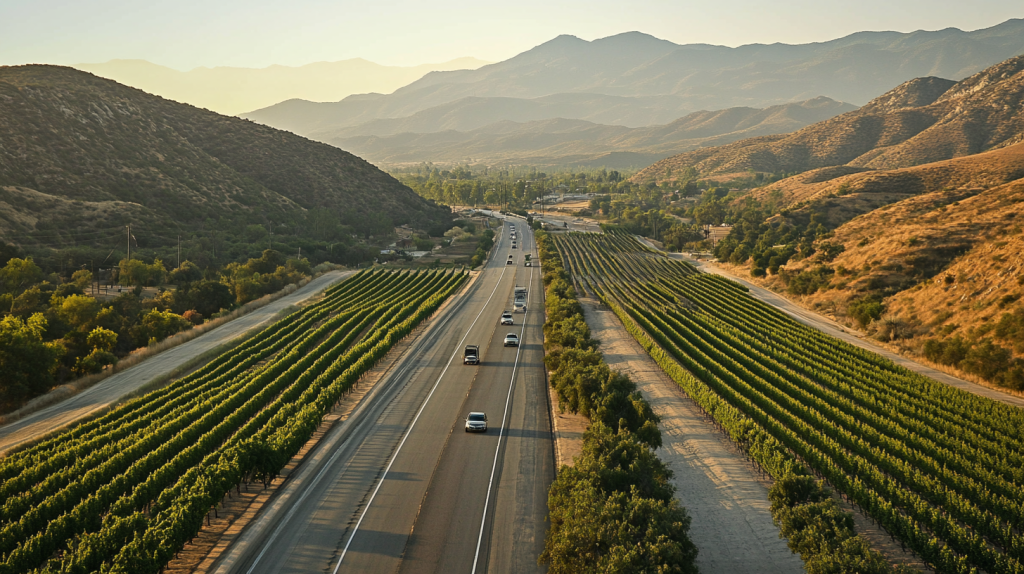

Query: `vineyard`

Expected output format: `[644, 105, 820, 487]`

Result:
[0, 268, 465, 574]
[554, 231, 1024, 574]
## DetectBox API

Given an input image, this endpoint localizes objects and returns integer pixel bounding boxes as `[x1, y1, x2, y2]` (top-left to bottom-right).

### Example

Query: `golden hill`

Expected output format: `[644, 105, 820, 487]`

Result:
[633, 55, 1024, 185]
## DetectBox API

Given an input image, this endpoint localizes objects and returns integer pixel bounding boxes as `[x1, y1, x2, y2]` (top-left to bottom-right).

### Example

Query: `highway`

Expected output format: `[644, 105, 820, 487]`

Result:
[214, 218, 553, 574]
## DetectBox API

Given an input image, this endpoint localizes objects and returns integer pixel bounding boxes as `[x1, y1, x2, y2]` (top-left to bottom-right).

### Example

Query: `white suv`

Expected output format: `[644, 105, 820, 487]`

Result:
[503, 333, 520, 347]
[500, 311, 514, 325]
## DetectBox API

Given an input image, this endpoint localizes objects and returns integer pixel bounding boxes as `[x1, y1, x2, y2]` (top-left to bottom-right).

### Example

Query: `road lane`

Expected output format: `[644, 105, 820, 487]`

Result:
[218, 217, 553, 574]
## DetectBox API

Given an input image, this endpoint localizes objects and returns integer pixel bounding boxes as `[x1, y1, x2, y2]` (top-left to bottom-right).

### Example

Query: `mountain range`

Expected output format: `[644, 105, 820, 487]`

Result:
[74, 57, 490, 116]
[325, 97, 857, 169]
[635, 54, 1024, 187]
[0, 65, 450, 250]
[241, 19, 1024, 169]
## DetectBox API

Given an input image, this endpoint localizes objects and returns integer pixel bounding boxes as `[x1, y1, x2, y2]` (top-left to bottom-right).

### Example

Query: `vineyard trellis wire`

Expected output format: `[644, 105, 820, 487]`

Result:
[553, 231, 1024, 574]
[0, 268, 466, 574]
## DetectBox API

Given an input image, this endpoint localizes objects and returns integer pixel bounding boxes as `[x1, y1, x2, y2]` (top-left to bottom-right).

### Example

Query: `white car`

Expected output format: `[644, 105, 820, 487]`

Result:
[500, 311, 514, 325]
[503, 333, 520, 347]
[465, 412, 488, 432]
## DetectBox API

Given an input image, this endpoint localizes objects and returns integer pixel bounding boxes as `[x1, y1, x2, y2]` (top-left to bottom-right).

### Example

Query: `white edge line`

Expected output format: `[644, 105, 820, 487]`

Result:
[329, 226, 512, 573]
[471, 227, 535, 574]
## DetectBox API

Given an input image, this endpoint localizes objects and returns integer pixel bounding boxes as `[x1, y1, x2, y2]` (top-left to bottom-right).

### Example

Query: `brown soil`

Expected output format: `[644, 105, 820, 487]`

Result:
[546, 382, 588, 468]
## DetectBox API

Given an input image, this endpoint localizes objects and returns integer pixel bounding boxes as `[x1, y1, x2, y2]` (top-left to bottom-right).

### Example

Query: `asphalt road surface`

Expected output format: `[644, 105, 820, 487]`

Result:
[0, 270, 354, 454]
[215, 217, 553, 574]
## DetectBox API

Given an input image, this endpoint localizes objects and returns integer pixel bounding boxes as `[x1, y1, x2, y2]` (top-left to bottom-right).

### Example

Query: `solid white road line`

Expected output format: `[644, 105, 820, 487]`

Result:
[330, 225, 513, 573]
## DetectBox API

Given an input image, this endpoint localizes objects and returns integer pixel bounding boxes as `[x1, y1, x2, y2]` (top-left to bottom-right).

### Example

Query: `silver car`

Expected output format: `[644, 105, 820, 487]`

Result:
[465, 412, 488, 432]
[501, 311, 514, 325]
[503, 333, 519, 347]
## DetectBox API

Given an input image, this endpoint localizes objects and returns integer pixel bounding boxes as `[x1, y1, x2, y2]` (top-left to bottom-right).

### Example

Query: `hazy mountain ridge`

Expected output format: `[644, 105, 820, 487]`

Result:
[0, 65, 450, 246]
[243, 19, 1024, 141]
[633, 54, 1024, 183]
[74, 57, 490, 116]
[322, 97, 856, 168]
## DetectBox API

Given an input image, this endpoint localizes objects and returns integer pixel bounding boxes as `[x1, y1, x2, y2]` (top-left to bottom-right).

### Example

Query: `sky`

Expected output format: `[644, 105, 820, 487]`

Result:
[1, 0, 1021, 70]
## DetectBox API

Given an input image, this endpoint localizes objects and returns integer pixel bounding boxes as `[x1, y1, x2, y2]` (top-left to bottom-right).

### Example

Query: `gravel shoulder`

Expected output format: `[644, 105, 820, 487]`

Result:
[0, 270, 354, 454]
[581, 297, 803, 574]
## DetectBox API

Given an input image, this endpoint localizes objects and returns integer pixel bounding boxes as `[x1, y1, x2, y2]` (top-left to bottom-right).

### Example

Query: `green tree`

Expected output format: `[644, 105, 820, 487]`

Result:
[0, 257, 45, 311]
[0, 314, 64, 406]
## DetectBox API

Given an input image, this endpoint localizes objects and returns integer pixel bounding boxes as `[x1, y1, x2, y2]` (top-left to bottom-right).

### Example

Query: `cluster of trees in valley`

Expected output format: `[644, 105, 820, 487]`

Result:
[0, 248, 315, 411]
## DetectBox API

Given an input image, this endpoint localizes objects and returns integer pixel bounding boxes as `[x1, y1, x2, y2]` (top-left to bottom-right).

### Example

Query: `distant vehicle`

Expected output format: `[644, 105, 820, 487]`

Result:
[525, 261, 531, 267]
[514, 300, 526, 313]
[506, 256, 514, 265]
[465, 412, 488, 432]
[514, 286, 527, 298]
[464, 345, 480, 365]
[503, 333, 520, 347]
[501, 311, 514, 325]
[512, 242, 517, 249]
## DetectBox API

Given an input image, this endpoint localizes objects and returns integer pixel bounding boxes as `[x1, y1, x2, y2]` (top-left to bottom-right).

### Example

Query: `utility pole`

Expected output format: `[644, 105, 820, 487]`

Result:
[126, 224, 130, 263]
[177, 235, 181, 269]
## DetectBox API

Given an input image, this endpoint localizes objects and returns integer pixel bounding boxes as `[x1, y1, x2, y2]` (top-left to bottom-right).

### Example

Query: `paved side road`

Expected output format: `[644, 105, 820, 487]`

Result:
[634, 237, 1024, 409]
[0, 270, 354, 454]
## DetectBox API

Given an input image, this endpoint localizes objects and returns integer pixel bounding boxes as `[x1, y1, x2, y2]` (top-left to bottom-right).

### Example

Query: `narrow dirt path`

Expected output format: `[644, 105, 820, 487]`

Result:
[581, 298, 804, 574]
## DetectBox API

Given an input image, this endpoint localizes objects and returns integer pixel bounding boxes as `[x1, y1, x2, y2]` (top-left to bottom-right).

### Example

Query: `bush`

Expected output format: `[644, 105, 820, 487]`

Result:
[847, 295, 884, 328]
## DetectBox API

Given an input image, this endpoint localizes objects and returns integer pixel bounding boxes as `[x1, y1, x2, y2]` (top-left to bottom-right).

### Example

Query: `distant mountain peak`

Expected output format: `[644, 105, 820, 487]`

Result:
[862, 76, 957, 112]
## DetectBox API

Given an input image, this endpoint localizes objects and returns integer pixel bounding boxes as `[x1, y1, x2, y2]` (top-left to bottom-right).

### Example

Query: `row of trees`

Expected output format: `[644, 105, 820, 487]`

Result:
[536, 231, 698, 573]
[0, 249, 317, 411]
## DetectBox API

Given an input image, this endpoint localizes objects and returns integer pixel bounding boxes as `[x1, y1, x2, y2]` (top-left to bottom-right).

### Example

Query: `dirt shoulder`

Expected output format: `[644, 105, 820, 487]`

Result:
[581, 297, 804, 574]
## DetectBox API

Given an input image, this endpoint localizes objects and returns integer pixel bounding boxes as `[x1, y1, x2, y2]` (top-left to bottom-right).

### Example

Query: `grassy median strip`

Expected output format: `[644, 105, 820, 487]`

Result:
[535, 231, 698, 574]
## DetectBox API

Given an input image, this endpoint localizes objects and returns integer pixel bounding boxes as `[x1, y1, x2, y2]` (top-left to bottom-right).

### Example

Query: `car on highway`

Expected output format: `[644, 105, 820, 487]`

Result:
[464, 345, 480, 365]
[507, 255, 514, 265]
[503, 333, 519, 347]
[511, 242, 517, 249]
[465, 412, 488, 432]
[525, 260, 531, 267]
[501, 311, 514, 325]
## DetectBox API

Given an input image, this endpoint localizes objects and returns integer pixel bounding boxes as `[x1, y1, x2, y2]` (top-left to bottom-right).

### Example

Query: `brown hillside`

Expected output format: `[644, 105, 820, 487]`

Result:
[748, 141, 1024, 225]
[779, 176, 1023, 355]
[0, 65, 451, 249]
[633, 54, 1024, 185]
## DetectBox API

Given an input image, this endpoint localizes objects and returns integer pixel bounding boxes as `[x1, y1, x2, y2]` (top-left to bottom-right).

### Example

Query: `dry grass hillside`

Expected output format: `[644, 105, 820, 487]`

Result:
[748, 141, 1024, 226]
[0, 65, 451, 249]
[633, 55, 1024, 185]
[742, 173, 1024, 391]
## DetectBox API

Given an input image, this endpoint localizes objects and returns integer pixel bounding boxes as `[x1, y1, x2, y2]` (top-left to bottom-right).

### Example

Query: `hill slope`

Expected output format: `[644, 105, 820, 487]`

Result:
[635, 54, 1024, 184]
[322, 98, 856, 168]
[0, 65, 450, 249]
[75, 57, 490, 116]
[243, 20, 1024, 139]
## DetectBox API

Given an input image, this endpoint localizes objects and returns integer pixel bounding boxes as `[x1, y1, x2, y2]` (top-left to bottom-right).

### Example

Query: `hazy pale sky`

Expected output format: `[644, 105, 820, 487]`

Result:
[1, 0, 1020, 70]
